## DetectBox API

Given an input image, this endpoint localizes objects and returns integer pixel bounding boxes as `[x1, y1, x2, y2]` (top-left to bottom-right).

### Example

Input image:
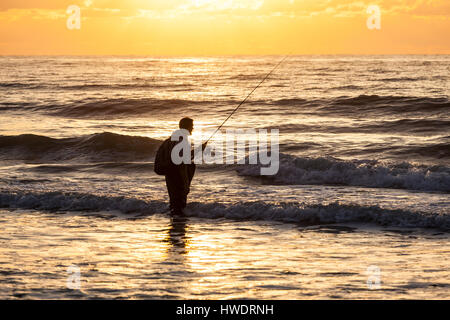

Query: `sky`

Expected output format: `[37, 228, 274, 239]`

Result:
[0, 0, 449, 55]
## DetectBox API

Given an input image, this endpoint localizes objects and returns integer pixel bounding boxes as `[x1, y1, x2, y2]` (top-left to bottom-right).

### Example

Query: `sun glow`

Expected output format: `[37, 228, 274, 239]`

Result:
[0, 0, 449, 55]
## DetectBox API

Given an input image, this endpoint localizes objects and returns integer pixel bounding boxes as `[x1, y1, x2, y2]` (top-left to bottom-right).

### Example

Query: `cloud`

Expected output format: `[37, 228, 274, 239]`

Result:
[1, 0, 449, 22]
[0, 8, 66, 21]
[0, 1, 71, 11]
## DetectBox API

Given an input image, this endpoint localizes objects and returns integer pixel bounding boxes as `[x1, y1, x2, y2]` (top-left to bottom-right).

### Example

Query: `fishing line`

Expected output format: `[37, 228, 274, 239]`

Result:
[205, 54, 290, 144]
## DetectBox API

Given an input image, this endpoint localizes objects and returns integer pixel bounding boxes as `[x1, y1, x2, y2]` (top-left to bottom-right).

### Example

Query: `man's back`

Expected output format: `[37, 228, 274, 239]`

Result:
[158, 125, 196, 215]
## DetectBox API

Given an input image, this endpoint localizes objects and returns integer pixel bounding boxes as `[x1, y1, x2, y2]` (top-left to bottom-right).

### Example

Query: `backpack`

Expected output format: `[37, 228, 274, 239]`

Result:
[154, 138, 172, 176]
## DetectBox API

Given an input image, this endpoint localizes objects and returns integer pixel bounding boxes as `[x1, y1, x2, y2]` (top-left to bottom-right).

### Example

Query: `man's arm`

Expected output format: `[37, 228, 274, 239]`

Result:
[191, 142, 208, 161]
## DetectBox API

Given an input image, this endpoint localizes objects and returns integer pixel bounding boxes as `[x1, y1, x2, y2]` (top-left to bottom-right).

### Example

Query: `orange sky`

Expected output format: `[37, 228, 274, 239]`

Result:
[0, 0, 449, 55]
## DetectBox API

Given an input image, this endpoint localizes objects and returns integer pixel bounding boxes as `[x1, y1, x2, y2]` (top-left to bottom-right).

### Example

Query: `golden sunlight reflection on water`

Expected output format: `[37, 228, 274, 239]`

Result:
[1, 210, 448, 299]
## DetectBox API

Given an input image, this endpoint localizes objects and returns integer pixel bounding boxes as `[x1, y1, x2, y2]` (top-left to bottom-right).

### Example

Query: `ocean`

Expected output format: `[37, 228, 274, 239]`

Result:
[0, 55, 448, 299]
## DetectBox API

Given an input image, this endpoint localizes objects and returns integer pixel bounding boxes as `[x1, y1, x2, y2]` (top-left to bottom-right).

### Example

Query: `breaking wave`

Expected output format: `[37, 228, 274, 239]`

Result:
[237, 154, 450, 192]
[0, 191, 448, 230]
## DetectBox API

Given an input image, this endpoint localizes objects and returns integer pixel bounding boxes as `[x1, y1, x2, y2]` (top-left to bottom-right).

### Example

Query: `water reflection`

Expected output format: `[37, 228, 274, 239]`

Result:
[164, 216, 190, 256]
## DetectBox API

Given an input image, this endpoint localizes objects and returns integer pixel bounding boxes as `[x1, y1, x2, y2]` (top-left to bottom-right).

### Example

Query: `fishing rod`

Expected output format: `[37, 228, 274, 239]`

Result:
[205, 54, 290, 144]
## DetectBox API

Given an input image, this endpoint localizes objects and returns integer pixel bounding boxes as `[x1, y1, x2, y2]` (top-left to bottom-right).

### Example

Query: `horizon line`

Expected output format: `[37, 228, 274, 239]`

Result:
[1, 53, 450, 57]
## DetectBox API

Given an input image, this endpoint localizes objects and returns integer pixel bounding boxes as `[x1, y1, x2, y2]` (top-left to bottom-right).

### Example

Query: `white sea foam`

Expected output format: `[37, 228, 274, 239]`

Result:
[1, 191, 448, 230]
[236, 154, 450, 192]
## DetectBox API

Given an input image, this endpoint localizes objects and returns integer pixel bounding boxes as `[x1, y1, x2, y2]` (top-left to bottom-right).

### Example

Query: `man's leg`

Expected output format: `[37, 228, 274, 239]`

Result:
[165, 174, 185, 215]
[187, 164, 196, 188]
[179, 164, 195, 210]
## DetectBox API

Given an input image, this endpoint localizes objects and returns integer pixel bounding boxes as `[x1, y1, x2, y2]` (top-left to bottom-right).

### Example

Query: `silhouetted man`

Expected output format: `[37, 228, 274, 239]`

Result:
[156, 118, 206, 215]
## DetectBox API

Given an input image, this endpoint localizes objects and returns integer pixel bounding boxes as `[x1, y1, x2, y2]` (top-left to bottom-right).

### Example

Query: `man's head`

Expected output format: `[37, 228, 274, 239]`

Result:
[179, 117, 194, 135]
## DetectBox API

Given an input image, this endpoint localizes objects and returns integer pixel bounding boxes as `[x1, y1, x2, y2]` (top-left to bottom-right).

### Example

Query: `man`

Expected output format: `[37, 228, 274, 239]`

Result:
[155, 117, 206, 215]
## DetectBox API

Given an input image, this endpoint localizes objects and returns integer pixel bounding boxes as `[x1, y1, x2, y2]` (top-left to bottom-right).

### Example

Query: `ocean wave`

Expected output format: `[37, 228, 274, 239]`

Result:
[330, 85, 363, 90]
[0, 132, 161, 162]
[50, 98, 211, 117]
[0, 191, 166, 214]
[1, 98, 228, 117]
[3, 95, 448, 118]
[321, 95, 450, 115]
[378, 77, 428, 82]
[359, 119, 450, 134]
[344, 141, 450, 160]
[0, 190, 448, 230]
[388, 142, 450, 159]
[228, 73, 286, 81]
[0, 81, 193, 91]
[268, 95, 450, 116]
[0, 82, 42, 89]
[272, 98, 314, 106]
[59, 83, 193, 90]
[22, 162, 154, 173]
[260, 119, 450, 135]
[236, 154, 450, 192]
